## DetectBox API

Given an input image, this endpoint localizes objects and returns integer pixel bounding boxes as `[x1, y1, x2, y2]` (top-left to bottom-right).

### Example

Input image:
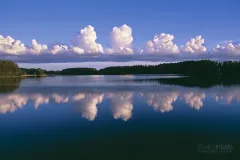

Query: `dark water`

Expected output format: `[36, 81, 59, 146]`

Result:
[0, 75, 240, 159]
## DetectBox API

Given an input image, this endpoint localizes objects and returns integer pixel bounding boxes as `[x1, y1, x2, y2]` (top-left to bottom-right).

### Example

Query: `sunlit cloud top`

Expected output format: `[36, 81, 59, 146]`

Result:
[1, 24, 240, 63]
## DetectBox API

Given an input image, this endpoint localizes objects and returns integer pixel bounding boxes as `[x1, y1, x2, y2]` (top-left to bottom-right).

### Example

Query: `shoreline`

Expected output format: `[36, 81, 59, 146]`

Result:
[0, 74, 47, 78]
[22, 74, 47, 77]
[0, 74, 185, 78]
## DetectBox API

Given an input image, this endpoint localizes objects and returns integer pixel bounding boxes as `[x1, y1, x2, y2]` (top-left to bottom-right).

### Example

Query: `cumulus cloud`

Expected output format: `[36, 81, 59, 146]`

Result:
[105, 24, 134, 54]
[51, 45, 68, 54]
[107, 92, 133, 121]
[144, 33, 179, 54]
[0, 35, 27, 55]
[28, 39, 48, 54]
[71, 46, 84, 55]
[72, 25, 103, 54]
[212, 42, 240, 55]
[181, 35, 207, 54]
[2, 26, 240, 62]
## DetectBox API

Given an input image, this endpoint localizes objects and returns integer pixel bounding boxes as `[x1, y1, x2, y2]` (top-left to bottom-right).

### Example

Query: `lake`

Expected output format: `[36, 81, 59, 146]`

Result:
[0, 75, 240, 159]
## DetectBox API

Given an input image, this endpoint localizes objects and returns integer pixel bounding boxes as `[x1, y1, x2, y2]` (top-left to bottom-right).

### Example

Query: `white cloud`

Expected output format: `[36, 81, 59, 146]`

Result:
[105, 47, 133, 54]
[2, 26, 240, 62]
[104, 48, 115, 54]
[212, 42, 240, 55]
[72, 25, 103, 54]
[181, 35, 207, 54]
[144, 33, 179, 54]
[51, 45, 68, 54]
[106, 24, 134, 54]
[28, 39, 48, 54]
[71, 46, 84, 55]
[0, 35, 27, 55]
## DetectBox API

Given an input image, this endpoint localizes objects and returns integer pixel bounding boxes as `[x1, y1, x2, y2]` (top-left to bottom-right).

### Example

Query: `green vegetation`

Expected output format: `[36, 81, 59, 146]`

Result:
[60, 68, 98, 75]
[20, 68, 46, 76]
[2, 60, 240, 80]
[0, 60, 22, 77]
[17, 60, 240, 79]
[99, 60, 240, 79]
[20, 67, 97, 76]
[2, 59, 240, 91]
[99, 60, 221, 77]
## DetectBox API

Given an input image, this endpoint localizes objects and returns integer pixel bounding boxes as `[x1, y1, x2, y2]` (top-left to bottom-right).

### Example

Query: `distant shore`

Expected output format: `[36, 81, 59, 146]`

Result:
[22, 74, 47, 77]
[3, 60, 240, 79]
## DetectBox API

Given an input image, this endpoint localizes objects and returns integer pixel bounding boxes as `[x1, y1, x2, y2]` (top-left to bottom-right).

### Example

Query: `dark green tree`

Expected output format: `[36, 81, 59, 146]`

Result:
[0, 60, 22, 77]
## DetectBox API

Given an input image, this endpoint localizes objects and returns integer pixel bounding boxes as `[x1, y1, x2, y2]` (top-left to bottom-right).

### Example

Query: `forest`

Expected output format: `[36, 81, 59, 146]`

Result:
[37, 60, 240, 79]
[0, 60, 22, 77]
[100, 60, 240, 79]
[20, 68, 45, 76]
[1, 60, 240, 79]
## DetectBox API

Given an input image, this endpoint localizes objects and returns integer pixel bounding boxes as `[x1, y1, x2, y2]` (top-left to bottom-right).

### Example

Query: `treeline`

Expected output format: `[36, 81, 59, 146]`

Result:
[20, 68, 98, 75]
[20, 68, 45, 76]
[99, 60, 240, 79]
[2, 60, 240, 79]
[20, 60, 240, 78]
[60, 68, 98, 75]
[99, 60, 220, 77]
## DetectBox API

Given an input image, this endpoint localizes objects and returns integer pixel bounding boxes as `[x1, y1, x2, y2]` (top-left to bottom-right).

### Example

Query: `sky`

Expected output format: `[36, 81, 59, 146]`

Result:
[0, 0, 239, 70]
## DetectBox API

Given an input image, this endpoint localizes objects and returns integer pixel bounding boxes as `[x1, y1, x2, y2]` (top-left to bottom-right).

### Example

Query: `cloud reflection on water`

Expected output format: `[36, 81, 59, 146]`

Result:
[107, 92, 133, 121]
[182, 92, 206, 110]
[1, 85, 240, 120]
[72, 93, 104, 121]
[141, 92, 179, 113]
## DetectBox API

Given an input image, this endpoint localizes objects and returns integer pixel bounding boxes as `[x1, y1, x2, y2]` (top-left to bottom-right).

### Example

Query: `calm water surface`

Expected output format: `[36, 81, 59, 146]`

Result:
[0, 75, 240, 159]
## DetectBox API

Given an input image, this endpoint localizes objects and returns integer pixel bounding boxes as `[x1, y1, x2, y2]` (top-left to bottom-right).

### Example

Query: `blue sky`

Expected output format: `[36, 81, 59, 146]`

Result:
[0, 0, 240, 69]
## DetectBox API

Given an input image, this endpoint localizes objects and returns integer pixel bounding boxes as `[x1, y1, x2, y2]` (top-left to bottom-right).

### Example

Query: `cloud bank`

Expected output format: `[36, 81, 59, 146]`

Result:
[1, 25, 240, 63]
